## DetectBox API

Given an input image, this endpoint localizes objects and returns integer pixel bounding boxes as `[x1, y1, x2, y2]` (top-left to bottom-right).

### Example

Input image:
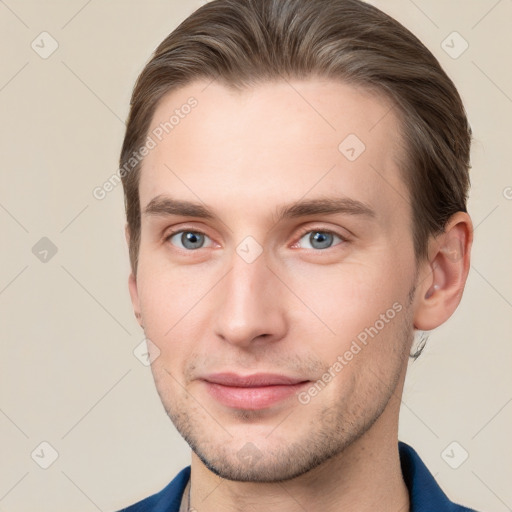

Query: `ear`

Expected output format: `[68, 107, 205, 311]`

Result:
[125, 224, 143, 329]
[413, 212, 473, 331]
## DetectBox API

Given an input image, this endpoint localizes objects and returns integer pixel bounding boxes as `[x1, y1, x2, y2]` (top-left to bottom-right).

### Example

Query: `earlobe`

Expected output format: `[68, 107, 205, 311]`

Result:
[413, 212, 473, 331]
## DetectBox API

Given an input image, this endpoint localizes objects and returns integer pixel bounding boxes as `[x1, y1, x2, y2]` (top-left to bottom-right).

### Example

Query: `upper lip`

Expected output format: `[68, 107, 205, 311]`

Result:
[201, 372, 309, 387]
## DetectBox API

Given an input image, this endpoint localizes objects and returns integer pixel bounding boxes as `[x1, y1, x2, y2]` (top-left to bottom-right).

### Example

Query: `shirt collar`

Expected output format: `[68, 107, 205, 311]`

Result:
[399, 441, 475, 511]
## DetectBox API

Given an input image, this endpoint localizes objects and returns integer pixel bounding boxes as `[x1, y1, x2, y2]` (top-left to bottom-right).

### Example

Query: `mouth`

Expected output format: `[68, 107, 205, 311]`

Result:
[200, 373, 310, 410]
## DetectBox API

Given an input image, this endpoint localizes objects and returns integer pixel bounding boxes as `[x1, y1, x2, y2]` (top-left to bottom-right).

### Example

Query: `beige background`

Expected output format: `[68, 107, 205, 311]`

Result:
[0, 0, 511, 511]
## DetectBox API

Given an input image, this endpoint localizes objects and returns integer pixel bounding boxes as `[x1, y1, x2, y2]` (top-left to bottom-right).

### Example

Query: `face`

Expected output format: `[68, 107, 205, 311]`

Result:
[129, 79, 419, 482]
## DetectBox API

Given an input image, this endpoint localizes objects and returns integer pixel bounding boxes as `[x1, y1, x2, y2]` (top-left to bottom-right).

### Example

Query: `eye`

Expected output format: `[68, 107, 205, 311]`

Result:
[296, 230, 344, 250]
[167, 230, 213, 250]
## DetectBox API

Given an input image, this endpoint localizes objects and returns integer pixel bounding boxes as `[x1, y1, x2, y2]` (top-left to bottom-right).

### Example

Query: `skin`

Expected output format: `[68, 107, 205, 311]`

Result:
[127, 79, 472, 512]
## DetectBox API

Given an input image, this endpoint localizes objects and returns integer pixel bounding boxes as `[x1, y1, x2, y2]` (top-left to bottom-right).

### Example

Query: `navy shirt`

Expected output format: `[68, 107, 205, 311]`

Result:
[118, 442, 479, 511]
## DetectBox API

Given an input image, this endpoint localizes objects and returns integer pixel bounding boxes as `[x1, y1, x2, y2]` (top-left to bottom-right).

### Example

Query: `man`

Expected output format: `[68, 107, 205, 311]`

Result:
[118, 0, 477, 510]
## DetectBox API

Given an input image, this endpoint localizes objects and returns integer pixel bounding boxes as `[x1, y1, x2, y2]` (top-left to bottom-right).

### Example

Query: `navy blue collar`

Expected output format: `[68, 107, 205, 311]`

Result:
[119, 442, 478, 511]
[398, 442, 477, 511]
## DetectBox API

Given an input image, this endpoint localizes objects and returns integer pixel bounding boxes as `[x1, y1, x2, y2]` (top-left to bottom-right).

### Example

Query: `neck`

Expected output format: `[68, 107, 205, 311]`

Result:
[188, 392, 409, 512]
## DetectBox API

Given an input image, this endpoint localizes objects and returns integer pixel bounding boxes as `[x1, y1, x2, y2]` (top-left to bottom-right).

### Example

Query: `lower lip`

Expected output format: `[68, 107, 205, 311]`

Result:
[204, 381, 309, 410]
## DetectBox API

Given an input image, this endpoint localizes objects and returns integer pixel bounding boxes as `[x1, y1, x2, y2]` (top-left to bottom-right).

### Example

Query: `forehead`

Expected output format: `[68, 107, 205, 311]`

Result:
[139, 78, 409, 226]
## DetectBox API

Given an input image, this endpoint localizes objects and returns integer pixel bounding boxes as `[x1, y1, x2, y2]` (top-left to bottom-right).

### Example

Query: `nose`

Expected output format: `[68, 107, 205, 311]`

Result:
[213, 251, 288, 348]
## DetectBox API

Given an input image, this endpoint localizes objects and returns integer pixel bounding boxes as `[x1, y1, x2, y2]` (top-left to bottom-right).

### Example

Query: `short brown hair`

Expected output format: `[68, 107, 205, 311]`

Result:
[120, 0, 471, 275]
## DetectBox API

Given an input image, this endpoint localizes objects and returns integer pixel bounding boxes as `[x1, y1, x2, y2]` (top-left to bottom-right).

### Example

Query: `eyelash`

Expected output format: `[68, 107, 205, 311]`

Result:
[163, 228, 215, 249]
[164, 226, 349, 250]
[293, 226, 348, 249]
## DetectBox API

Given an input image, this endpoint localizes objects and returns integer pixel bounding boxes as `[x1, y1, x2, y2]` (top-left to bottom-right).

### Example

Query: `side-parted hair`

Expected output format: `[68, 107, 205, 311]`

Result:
[120, 0, 471, 275]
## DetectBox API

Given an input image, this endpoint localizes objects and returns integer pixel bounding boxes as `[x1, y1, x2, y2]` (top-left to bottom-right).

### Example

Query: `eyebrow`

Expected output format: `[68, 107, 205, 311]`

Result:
[276, 197, 375, 221]
[142, 195, 375, 222]
[143, 196, 214, 219]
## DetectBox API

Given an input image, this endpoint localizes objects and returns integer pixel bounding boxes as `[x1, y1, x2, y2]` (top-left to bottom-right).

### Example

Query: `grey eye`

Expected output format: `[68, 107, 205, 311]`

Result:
[298, 231, 342, 250]
[169, 231, 210, 250]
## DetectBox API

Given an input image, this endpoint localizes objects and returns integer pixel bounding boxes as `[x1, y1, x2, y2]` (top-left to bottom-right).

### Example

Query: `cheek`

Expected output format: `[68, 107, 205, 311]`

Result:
[136, 255, 221, 375]
[286, 258, 411, 343]
[136, 250, 217, 330]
